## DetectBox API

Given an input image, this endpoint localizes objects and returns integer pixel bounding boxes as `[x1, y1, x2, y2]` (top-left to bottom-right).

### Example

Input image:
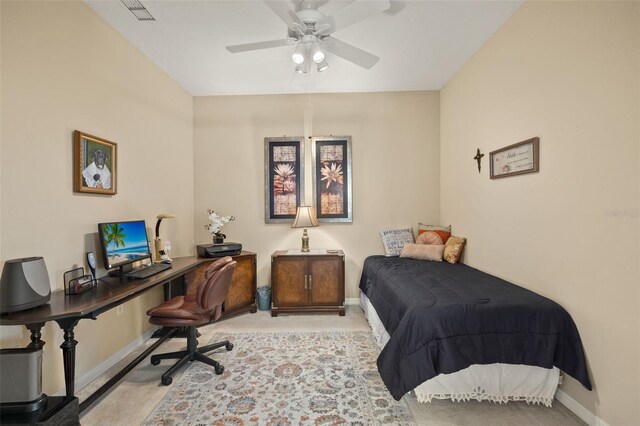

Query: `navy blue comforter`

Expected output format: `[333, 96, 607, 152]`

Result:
[359, 256, 592, 400]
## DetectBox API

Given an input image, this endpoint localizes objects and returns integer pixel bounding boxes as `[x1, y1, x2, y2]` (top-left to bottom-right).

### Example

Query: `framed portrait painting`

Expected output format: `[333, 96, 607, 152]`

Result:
[312, 136, 352, 223]
[265, 137, 304, 223]
[73, 130, 117, 195]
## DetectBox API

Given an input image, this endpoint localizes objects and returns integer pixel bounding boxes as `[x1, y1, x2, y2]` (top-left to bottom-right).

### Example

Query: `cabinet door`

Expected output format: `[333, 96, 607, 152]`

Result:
[224, 254, 256, 312]
[272, 257, 308, 306]
[308, 257, 343, 306]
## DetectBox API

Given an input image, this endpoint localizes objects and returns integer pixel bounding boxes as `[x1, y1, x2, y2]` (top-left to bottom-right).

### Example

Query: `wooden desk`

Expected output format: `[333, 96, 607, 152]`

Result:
[0, 256, 202, 419]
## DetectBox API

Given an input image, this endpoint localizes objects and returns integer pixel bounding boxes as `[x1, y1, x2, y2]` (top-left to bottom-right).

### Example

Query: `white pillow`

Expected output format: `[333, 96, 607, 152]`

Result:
[379, 227, 414, 256]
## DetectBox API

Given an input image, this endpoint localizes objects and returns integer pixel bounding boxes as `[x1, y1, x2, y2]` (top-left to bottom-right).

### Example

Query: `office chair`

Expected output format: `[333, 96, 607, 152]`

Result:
[147, 256, 237, 385]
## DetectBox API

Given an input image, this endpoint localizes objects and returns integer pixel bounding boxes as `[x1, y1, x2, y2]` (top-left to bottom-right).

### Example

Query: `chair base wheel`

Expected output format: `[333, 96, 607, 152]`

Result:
[161, 376, 173, 386]
[225, 342, 234, 351]
[215, 365, 224, 375]
[151, 357, 160, 366]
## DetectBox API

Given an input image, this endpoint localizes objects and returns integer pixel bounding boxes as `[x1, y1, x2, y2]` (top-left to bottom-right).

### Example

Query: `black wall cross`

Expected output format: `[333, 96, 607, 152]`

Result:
[473, 148, 484, 173]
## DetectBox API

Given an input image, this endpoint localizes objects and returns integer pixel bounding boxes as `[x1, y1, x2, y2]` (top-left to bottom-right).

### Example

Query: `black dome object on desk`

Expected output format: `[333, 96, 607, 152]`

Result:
[0, 257, 51, 314]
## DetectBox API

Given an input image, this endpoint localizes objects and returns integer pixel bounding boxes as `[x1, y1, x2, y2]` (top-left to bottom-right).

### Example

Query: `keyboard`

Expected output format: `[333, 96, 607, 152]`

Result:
[125, 262, 172, 280]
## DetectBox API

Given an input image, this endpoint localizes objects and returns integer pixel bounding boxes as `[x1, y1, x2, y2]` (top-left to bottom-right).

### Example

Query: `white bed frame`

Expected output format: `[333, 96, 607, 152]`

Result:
[360, 292, 560, 406]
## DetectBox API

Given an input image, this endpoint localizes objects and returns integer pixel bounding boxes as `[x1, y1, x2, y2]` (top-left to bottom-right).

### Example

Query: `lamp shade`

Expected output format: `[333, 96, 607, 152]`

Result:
[310, 43, 325, 64]
[316, 59, 329, 72]
[155, 213, 176, 238]
[292, 43, 307, 65]
[292, 206, 319, 229]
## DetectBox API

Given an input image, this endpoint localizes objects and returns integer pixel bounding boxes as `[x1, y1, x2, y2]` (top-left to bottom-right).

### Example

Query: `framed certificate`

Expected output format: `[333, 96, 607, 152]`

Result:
[490, 137, 539, 179]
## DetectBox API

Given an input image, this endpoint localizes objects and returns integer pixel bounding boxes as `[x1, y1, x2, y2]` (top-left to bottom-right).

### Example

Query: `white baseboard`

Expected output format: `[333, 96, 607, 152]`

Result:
[555, 389, 609, 426]
[345, 298, 360, 305]
[54, 327, 159, 397]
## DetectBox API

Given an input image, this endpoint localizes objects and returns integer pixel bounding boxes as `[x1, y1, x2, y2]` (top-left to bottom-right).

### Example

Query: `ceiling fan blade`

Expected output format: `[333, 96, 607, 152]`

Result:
[315, 0, 390, 36]
[384, 0, 406, 16]
[321, 36, 379, 69]
[226, 39, 296, 53]
[264, 1, 306, 35]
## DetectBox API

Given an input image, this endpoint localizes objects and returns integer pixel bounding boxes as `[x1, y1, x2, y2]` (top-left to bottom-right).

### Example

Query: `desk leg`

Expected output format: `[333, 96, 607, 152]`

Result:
[55, 318, 80, 399]
[25, 322, 46, 349]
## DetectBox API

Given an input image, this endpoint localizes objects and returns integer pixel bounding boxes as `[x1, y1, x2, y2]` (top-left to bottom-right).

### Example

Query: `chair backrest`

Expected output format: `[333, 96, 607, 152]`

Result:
[203, 256, 233, 280]
[195, 258, 237, 317]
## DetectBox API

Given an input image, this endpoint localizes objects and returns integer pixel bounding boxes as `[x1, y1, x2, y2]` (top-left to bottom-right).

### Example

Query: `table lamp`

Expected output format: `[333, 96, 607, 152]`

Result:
[154, 213, 176, 261]
[292, 206, 319, 253]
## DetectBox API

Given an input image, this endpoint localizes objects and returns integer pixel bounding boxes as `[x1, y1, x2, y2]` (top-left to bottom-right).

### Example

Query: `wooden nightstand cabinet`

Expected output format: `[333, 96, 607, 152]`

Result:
[271, 250, 345, 317]
[191, 251, 257, 318]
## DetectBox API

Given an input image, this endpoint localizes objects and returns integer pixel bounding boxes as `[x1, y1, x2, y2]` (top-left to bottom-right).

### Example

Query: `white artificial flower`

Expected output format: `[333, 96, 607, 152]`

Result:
[205, 210, 235, 235]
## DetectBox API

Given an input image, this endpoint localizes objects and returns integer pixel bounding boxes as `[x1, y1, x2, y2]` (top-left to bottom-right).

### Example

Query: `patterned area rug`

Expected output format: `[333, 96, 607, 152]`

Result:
[143, 331, 415, 425]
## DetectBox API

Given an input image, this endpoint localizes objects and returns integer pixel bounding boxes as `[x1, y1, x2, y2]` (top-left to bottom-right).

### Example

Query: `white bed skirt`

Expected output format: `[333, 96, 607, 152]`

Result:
[360, 292, 559, 406]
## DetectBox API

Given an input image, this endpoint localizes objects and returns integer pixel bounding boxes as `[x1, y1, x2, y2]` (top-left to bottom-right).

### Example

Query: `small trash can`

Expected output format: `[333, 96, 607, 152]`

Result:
[256, 285, 271, 311]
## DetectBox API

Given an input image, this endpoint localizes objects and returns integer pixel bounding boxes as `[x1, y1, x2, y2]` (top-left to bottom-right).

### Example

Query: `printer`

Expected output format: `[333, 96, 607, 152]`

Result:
[197, 242, 242, 258]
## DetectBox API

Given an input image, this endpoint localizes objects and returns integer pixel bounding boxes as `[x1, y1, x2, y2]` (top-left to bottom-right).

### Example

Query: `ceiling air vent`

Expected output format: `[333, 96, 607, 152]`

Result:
[121, 0, 155, 21]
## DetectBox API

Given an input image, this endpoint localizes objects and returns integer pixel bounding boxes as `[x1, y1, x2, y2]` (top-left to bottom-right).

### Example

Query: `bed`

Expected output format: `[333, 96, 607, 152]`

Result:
[359, 255, 592, 406]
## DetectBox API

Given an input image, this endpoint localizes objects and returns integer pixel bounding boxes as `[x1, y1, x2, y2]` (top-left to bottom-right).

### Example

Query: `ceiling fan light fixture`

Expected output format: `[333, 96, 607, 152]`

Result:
[295, 56, 310, 74]
[316, 59, 329, 72]
[292, 43, 307, 65]
[311, 43, 325, 64]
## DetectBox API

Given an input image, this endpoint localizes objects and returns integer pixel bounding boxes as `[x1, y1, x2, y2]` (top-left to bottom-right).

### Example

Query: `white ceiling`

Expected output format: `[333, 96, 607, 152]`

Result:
[85, 0, 523, 96]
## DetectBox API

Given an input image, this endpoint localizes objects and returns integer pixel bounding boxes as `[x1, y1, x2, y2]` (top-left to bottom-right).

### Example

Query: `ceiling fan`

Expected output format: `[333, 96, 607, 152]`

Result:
[225, 0, 391, 73]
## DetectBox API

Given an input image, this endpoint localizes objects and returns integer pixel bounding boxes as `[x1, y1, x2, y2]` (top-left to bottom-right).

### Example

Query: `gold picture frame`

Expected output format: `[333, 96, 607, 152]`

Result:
[73, 130, 117, 195]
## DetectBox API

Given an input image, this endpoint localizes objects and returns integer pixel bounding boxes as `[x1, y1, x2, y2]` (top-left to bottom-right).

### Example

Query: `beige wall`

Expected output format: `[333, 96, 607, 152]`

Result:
[441, 2, 639, 424]
[2, 1, 636, 422]
[194, 92, 440, 297]
[0, 1, 194, 394]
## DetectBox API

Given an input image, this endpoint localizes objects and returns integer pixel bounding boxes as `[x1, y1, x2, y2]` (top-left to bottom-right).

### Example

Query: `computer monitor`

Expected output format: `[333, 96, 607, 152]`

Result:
[98, 220, 152, 275]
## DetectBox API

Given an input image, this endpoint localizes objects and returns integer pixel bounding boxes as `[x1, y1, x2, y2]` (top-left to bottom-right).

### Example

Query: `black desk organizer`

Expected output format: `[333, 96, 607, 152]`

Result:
[63, 267, 97, 295]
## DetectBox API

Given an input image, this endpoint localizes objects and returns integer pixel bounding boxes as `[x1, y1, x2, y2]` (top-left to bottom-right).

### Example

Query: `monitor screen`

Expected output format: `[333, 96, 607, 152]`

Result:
[98, 220, 151, 271]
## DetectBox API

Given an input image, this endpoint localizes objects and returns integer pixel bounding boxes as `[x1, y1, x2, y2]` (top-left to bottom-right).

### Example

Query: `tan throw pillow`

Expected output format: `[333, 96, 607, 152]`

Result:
[444, 236, 466, 264]
[400, 243, 445, 261]
[416, 231, 444, 245]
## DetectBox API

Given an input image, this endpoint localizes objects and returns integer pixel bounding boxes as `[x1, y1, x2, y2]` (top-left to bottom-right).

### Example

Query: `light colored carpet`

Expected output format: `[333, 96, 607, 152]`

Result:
[143, 331, 415, 425]
[78, 307, 586, 426]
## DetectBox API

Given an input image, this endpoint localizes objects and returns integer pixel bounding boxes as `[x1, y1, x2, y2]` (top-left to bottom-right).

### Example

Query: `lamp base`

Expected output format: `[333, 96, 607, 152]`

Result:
[301, 228, 310, 253]
[154, 239, 164, 262]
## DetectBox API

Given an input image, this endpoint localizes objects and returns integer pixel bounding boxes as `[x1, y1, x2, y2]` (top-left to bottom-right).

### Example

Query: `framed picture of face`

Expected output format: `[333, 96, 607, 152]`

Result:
[312, 136, 352, 223]
[73, 130, 117, 195]
[264, 137, 304, 223]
